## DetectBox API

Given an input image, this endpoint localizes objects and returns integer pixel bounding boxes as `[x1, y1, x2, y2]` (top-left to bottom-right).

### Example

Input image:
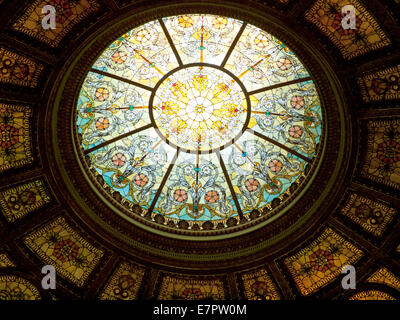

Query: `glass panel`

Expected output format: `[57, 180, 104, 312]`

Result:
[88, 127, 176, 210]
[77, 72, 151, 151]
[225, 24, 309, 92]
[76, 15, 324, 224]
[220, 131, 307, 214]
[153, 152, 239, 221]
[249, 80, 322, 159]
[162, 15, 243, 66]
[92, 20, 180, 87]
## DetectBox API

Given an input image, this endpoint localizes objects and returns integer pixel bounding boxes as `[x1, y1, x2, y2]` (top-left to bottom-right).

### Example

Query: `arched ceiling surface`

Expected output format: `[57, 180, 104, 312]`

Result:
[0, 0, 399, 300]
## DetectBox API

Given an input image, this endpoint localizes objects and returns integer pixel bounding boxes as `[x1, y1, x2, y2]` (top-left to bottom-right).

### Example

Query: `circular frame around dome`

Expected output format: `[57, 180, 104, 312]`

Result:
[46, 2, 351, 267]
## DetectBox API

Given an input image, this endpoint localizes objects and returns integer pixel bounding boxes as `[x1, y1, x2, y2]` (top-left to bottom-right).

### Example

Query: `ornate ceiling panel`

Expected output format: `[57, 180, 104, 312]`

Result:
[305, 0, 391, 59]
[0, 0, 399, 302]
[0, 104, 33, 172]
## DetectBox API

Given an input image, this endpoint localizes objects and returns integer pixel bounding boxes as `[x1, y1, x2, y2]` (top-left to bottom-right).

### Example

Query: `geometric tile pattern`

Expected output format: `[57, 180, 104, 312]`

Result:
[0, 47, 43, 87]
[0, 253, 16, 268]
[360, 119, 400, 190]
[358, 64, 400, 102]
[349, 290, 396, 300]
[99, 262, 145, 300]
[0, 104, 33, 173]
[0, 179, 51, 222]
[367, 267, 400, 291]
[0, 275, 41, 300]
[284, 228, 363, 296]
[13, 0, 100, 47]
[23, 216, 104, 287]
[305, 0, 390, 59]
[157, 275, 226, 300]
[241, 268, 280, 300]
[340, 193, 396, 237]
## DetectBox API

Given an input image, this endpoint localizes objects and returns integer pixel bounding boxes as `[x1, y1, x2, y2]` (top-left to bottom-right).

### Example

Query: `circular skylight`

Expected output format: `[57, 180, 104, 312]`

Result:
[151, 65, 249, 152]
[76, 14, 323, 229]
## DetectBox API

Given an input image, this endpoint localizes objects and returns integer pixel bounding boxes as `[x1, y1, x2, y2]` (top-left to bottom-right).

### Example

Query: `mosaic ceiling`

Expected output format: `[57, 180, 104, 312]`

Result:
[0, 0, 399, 302]
[77, 15, 322, 225]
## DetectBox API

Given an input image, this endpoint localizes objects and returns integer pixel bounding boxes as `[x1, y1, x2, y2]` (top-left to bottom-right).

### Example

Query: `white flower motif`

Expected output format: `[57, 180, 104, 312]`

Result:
[184, 166, 193, 175]
[202, 166, 211, 175]
[139, 141, 150, 151]
[125, 95, 136, 105]
[126, 111, 136, 121]
[233, 155, 245, 165]
[151, 152, 162, 162]
[247, 145, 257, 154]
[262, 117, 273, 127]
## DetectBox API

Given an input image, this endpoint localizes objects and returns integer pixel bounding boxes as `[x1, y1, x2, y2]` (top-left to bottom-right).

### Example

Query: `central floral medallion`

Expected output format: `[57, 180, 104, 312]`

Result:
[151, 66, 249, 152]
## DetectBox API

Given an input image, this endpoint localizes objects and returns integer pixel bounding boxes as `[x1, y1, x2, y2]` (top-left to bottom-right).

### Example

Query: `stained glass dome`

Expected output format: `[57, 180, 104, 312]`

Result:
[75, 14, 323, 230]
